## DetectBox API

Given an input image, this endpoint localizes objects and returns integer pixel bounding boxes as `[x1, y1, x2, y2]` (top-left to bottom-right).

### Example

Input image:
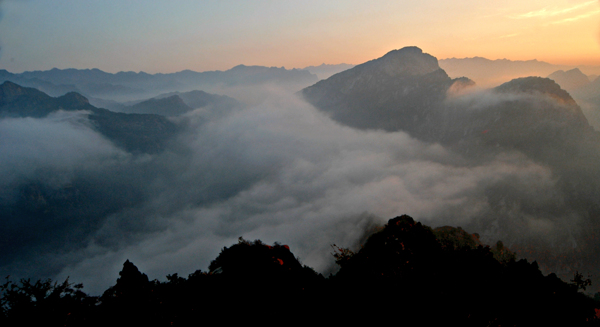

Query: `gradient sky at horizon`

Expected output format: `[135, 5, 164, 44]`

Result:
[1, 0, 599, 74]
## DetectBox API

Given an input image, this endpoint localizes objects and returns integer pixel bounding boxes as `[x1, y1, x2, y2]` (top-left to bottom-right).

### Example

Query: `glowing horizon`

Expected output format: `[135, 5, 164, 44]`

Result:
[0, 0, 599, 74]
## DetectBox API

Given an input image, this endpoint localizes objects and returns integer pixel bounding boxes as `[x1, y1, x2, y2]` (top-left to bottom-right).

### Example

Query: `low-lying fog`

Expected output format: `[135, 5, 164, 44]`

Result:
[2, 85, 589, 295]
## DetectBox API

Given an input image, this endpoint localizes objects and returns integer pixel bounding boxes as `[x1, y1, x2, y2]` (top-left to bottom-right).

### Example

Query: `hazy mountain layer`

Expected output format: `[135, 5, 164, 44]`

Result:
[547, 68, 591, 92]
[0, 81, 179, 153]
[6, 66, 318, 103]
[440, 57, 600, 88]
[121, 95, 193, 117]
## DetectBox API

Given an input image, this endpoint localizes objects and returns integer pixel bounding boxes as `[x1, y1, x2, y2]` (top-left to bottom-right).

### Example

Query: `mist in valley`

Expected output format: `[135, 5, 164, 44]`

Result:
[2, 46, 600, 296]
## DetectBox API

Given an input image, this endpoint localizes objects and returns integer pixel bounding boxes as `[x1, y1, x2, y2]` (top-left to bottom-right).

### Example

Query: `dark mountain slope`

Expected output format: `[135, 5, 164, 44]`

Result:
[112, 90, 240, 118]
[301, 46, 465, 133]
[0, 81, 93, 117]
[0, 81, 179, 154]
[0, 70, 80, 97]
[122, 95, 193, 117]
[432, 77, 593, 156]
[155, 90, 240, 110]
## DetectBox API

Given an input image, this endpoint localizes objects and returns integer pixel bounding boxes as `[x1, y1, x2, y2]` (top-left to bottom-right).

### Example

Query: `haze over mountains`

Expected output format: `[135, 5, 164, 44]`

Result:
[439, 57, 600, 88]
[0, 65, 317, 104]
[3, 46, 600, 294]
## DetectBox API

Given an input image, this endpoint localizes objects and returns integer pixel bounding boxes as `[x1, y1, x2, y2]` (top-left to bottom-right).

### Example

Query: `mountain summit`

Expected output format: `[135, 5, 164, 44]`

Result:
[547, 68, 591, 92]
[358, 46, 440, 77]
[301, 46, 459, 132]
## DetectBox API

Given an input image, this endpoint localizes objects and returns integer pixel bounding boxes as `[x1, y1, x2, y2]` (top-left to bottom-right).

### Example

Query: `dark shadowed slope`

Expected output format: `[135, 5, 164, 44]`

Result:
[4, 215, 596, 326]
[301, 46, 470, 133]
[0, 81, 179, 154]
[122, 95, 194, 117]
[154, 90, 240, 110]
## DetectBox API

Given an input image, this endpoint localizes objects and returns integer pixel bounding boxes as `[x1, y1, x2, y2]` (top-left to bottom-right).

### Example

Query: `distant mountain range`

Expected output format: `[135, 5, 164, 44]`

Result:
[0, 65, 318, 103]
[544, 68, 600, 130]
[439, 57, 600, 88]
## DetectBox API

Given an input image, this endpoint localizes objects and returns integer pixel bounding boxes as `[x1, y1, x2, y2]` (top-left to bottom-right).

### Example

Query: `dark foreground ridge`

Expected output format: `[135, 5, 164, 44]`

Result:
[1, 215, 599, 326]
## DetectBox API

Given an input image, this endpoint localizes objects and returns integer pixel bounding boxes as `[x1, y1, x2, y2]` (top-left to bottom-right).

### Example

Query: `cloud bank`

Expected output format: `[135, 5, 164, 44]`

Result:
[0, 89, 573, 294]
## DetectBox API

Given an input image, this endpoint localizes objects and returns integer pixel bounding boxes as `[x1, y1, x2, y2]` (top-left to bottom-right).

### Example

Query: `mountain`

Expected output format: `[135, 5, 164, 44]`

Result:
[301, 48, 593, 155]
[0, 70, 80, 97]
[547, 68, 591, 92]
[452, 77, 592, 159]
[122, 95, 194, 117]
[10, 65, 319, 103]
[105, 90, 241, 119]
[4, 216, 597, 326]
[301, 46, 467, 133]
[0, 80, 94, 118]
[78, 82, 144, 97]
[0, 81, 179, 154]
[155, 90, 240, 110]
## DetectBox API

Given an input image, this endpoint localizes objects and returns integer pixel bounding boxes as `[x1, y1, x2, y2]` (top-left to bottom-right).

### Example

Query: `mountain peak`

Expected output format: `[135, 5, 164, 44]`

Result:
[0, 81, 50, 104]
[57, 92, 92, 109]
[1, 81, 27, 96]
[495, 77, 575, 103]
[547, 68, 590, 91]
[363, 46, 440, 77]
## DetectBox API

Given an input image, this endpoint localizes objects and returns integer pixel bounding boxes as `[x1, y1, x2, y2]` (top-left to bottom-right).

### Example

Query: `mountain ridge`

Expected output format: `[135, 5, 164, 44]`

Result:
[0, 81, 179, 154]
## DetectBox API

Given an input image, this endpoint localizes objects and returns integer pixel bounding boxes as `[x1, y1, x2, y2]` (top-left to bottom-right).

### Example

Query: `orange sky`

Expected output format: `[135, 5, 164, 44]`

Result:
[0, 0, 599, 73]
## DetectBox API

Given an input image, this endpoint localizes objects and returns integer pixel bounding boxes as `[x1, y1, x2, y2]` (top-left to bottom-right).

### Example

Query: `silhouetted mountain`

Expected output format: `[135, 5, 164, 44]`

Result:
[302, 50, 594, 158]
[0, 81, 93, 117]
[331, 215, 597, 325]
[548, 68, 591, 92]
[0, 81, 178, 154]
[3, 216, 596, 326]
[301, 46, 462, 132]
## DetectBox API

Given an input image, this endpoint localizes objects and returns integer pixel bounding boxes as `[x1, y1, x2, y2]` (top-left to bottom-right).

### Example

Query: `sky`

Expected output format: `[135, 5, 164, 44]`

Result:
[1, 0, 599, 73]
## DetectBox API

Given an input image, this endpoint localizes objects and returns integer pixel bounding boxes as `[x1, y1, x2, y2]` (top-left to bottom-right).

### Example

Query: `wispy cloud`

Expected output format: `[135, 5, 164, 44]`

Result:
[550, 9, 600, 24]
[509, 0, 597, 19]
